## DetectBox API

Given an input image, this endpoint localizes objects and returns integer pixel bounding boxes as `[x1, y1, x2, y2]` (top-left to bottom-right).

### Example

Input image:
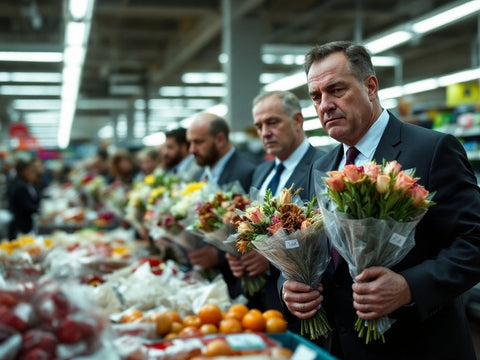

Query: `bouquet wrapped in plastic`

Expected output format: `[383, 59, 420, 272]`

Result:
[316, 160, 435, 344]
[229, 186, 332, 340]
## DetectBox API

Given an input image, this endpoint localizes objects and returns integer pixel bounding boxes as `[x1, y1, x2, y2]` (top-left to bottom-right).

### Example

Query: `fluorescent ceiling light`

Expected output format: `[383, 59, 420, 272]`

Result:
[159, 86, 227, 97]
[69, 0, 92, 20]
[0, 72, 62, 83]
[381, 98, 399, 110]
[378, 86, 403, 99]
[260, 73, 286, 84]
[98, 125, 114, 139]
[12, 99, 61, 110]
[182, 72, 227, 84]
[403, 78, 439, 95]
[372, 56, 401, 67]
[365, 31, 413, 54]
[63, 46, 85, 66]
[0, 51, 63, 62]
[263, 71, 306, 91]
[66, 22, 87, 46]
[303, 119, 320, 131]
[143, 132, 166, 146]
[438, 68, 480, 86]
[412, 0, 480, 34]
[0, 85, 61, 96]
[309, 136, 339, 147]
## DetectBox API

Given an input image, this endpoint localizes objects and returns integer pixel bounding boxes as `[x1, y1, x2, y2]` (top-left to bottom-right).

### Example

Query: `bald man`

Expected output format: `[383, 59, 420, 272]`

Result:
[186, 113, 256, 297]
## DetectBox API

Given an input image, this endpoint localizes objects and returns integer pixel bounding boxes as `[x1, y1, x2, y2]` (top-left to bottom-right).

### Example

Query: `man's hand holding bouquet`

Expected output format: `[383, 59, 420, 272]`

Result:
[316, 160, 435, 344]
[229, 186, 332, 340]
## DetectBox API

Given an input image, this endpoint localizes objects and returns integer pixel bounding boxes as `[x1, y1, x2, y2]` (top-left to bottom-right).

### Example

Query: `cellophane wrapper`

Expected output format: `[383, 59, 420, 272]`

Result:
[249, 222, 332, 340]
[316, 181, 427, 342]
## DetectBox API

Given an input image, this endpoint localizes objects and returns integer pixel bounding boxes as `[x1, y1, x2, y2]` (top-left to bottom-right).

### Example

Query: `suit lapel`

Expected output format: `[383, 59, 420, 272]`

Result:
[253, 161, 275, 189]
[372, 113, 402, 163]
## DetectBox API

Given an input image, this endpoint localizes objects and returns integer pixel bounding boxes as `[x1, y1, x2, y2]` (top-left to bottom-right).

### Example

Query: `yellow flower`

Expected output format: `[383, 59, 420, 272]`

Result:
[181, 181, 205, 196]
[144, 174, 155, 186]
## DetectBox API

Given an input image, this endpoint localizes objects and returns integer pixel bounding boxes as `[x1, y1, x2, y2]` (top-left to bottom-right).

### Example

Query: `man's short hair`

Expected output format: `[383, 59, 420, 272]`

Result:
[304, 41, 376, 83]
[165, 127, 188, 145]
[208, 117, 230, 141]
[252, 90, 301, 119]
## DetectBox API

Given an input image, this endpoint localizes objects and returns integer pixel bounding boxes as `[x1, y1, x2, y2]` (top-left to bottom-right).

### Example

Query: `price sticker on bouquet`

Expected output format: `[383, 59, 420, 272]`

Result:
[285, 239, 300, 249]
[389, 232, 407, 247]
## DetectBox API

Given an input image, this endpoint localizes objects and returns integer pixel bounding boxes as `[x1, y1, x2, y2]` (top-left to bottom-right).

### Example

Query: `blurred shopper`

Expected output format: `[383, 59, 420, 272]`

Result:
[162, 128, 202, 181]
[186, 113, 256, 295]
[226, 90, 323, 316]
[7, 159, 40, 239]
[109, 148, 137, 185]
[134, 147, 162, 182]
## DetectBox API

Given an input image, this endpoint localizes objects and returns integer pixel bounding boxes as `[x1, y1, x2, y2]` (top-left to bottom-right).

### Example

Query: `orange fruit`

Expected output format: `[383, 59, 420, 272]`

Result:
[198, 304, 222, 325]
[204, 339, 233, 357]
[122, 309, 143, 323]
[178, 326, 202, 338]
[241, 309, 266, 332]
[148, 311, 173, 335]
[262, 309, 284, 320]
[219, 318, 243, 334]
[170, 321, 184, 334]
[164, 309, 182, 323]
[224, 310, 243, 321]
[164, 332, 178, 339]
[199, 323, 218, 335]
[183, 315, 202, 328]
[271, 347, 293, 357]
[265, 317, 287, 333]
[227, 303, 249, 318]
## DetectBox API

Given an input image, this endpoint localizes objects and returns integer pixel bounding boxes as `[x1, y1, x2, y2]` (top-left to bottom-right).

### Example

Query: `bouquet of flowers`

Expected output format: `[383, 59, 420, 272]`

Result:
[187, 185, 266, 295]
[316, 160, 435, 344]
[230, 186, 332, 340]
[148, 181, 207, 264]
[125, 168, 180, 228]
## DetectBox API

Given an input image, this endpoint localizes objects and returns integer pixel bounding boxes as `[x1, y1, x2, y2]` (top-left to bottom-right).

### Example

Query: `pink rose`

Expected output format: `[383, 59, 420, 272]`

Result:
[375, 174, 390, 194]
[268, 217, 282, 234]
[393, 171, 417, 192]
[409, 183, 429, 206]
[324, 171, 345, 192]
[384, 160, 402, 175]
[363, 162, 381, 181]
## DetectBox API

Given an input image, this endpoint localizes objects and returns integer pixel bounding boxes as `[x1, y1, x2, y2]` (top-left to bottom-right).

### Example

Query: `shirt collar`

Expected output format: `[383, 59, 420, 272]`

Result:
[205, 147, 235, 182]
[342, 109, 389, 162]
[275, 137, 310, 170]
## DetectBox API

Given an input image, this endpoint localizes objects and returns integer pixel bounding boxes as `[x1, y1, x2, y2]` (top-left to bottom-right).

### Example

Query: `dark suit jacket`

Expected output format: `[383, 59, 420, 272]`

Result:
[251, 144, 322, 201]
[218, 149, 256, 193]
[305, 113, 480, 360]
[7, 178, 39, 239]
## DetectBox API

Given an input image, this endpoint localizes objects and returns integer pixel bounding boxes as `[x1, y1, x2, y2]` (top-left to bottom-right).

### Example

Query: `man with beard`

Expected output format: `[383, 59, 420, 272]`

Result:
[186, 112, 256, 292]
[162, 127, 202, 182]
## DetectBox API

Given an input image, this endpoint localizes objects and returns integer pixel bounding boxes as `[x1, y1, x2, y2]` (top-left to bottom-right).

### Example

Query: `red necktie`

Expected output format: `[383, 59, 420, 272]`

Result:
[332, 146, 360, 266]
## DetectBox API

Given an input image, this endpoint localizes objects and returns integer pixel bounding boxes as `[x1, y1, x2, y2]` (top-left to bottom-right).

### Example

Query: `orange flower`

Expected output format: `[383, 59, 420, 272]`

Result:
[409, 183, 429, 206]
[384, 160, 402, 175]
[343, 164, 365, 183]
[363, 162, 381, 181]
[375, 174, 390, 194]
[393, 171, 417, 193]
[324, 171, 345, 192]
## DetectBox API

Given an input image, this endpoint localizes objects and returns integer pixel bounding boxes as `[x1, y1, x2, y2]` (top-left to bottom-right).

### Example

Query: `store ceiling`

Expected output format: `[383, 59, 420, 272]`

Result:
[0, 0, 478, 149]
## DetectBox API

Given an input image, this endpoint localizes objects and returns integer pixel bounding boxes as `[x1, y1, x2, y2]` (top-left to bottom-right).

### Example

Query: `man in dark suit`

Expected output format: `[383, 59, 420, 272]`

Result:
[281, 41, 480, 359]
[186, 112, 256, 289]
[227, 90, 322, 316]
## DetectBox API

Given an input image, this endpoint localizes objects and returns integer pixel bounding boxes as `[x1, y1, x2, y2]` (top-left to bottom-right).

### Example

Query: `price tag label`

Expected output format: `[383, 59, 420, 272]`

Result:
[285, 239, 300, 249]
[291, 344, 317, 360]
[225, 333, 266, 350]
[389, 233, 407, 247]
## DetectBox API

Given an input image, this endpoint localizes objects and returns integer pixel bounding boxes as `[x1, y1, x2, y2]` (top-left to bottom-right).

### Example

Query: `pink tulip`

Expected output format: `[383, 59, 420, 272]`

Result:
[268, 222, 282, 234]
[393, 171, 417, 192]
[324, 172, 345, 192]
[384, 160, 402, 175]
[363, 162, 381, 181]
[409, 183, 429, 206]
[343, 164, 365, 183]
[248, 207, 266, 223]
[375, 174, 390, 194]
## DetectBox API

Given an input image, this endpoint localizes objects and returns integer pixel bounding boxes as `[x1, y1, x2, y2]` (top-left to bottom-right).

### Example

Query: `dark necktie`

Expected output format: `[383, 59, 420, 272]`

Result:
[267, 163, 285, 195]
[332, 146, 361, 266]
[345, 146, 360, 165]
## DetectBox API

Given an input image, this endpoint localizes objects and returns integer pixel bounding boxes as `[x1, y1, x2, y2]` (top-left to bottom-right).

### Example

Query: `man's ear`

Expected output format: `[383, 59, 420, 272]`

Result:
[215, 132, 227, 146]
[365, 75, 379, 101]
